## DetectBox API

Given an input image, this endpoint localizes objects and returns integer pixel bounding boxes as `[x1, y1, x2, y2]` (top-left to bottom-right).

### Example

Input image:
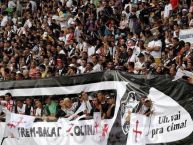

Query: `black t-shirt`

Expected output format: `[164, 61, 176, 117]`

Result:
[101, 101, 108, 114]
[108, 105, 115, 119]
[90, 106, 100, 117]
[25, 105, 33, 115]
[139, 8, 150, 24]
[119, 52, 129, 65]
[55, 109, 66, 118]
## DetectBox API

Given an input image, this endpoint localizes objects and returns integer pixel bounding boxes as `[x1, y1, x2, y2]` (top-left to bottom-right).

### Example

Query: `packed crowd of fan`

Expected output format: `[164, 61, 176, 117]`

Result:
[0, 0, 192, 81]
[0, 92, 116, 121]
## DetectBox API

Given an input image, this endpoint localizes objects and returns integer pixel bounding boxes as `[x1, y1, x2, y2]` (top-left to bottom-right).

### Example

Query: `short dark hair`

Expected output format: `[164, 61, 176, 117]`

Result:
[128, 62, 135, 68]
[71, 67, 77, 73]
[185, 42, 191, 47]
[173, 37, 179, 42]
[5, 93, 12, 97]
[87, 62, 94, 67]
[91, 54, 99, 60]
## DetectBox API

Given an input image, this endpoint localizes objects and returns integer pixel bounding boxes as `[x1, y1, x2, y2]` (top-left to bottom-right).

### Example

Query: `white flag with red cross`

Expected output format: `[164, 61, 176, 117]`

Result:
[4, 112, 35, 138]
[93, 112, 101, 134]
[126, 113, 149, 145]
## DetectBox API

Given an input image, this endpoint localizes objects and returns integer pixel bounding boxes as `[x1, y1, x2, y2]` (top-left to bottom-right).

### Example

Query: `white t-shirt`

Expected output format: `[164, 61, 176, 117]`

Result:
[132, 46, 141, 56]
[93, 63, 103, 72]
[78, 66, 86, 74]
[66, 0, 73, 8]
[85, 100, 92, 113]
[67, 17, 75, 26]
[8, 1, 16, 8]
[127, 54, 136, 63]
[164, 4, 172, 18]
[17, 104, 26, 114]
[35, 108, 42, 116]
[29, 1, 37, 12]
[65, 102, 78, 115]
[134, 61, 145, 74]
[87, 46, 96, 57]
[59, 36, 65, 42]
[1, 16, 8, 27]
[24, 19, 32, 28]
[148, 40, 162, 58]
[65, 33, 71, 44]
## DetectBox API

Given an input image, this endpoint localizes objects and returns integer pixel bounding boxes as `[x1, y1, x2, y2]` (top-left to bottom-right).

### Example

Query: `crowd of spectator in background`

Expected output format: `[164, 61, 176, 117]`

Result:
[1, 2, 193, 144]
[0, 91, 116, 121]
[0, 0, 192, 81]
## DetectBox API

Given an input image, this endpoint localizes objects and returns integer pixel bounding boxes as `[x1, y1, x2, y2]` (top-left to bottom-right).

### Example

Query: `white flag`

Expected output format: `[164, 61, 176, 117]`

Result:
[127, 113, 149, 145]
[67, 103, 86, 121]
[75, 102, 86, 115]
[93, 112, 101, 133]
[173, 68, 193, 81]
[4, 112, 35, 138]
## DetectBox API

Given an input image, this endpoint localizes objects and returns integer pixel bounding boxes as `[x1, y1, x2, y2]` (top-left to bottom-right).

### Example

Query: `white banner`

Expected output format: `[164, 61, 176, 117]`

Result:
[173, 68, 193, 82]
[0, 119, 112, 145]
[0, 81, 127, 145]
[179, 28, 193, 48]
[0, 82, 192, 145]
[121, 87, 193, 145]
[4, 112, 35, 138]
[146, 88, 193, 143]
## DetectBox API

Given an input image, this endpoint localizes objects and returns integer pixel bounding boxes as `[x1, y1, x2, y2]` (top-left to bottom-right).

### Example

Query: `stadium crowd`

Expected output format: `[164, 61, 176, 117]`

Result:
[0, 1, 193, 144]
[0, 0, 192, 80]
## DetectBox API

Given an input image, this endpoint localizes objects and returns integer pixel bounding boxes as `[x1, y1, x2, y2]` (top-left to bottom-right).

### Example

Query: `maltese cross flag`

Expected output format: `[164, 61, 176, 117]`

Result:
[4, 112, 35, 138]
[126, 113, 149, 145]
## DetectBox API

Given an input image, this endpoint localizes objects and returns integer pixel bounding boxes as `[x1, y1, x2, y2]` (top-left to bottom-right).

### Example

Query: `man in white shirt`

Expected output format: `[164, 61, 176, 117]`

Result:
[87, 44, 96, 58]
[164, 0, 173, 19]
[147, 32, 162, 65]
[1, 12, 8, 27]
[15, 100, 26, 114]
[78, 59, 87, 74]
[66, 0, 73, 8]
[134, 53, 145, 74]
[24, 18, 32, 28]
[127, 48, 136, 63]
[8, 0, 16, 9]
[80, 91, 92, 114]
[29, 0, 37, 12]
[91, 54, 103, 72]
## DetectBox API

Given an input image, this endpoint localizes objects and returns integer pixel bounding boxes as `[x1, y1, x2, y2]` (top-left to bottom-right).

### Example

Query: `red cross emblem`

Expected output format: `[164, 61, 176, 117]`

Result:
[15, 117, 25, 126]
[7, 117, 26, 129]
[7, 123, 16, 128]
[94, 116, 100, 133]
[102, 124, 108, 137]
[133, 120, 142, 143]
[94, 122, 99, 133]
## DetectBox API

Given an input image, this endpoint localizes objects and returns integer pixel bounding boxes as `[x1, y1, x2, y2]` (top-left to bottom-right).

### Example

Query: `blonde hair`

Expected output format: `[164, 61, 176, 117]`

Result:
[63, 98, 71, 108]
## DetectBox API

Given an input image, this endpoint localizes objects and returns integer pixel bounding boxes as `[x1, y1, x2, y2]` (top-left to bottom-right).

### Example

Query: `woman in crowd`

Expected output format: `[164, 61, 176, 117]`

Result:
[89, 97, 102, 118]
[34, 100, 44, 117]
[55, 99, 68, 119]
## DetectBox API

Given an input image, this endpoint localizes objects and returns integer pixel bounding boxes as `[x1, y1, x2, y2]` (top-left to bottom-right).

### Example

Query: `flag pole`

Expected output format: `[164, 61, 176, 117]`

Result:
[0, 137, 8, 145]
